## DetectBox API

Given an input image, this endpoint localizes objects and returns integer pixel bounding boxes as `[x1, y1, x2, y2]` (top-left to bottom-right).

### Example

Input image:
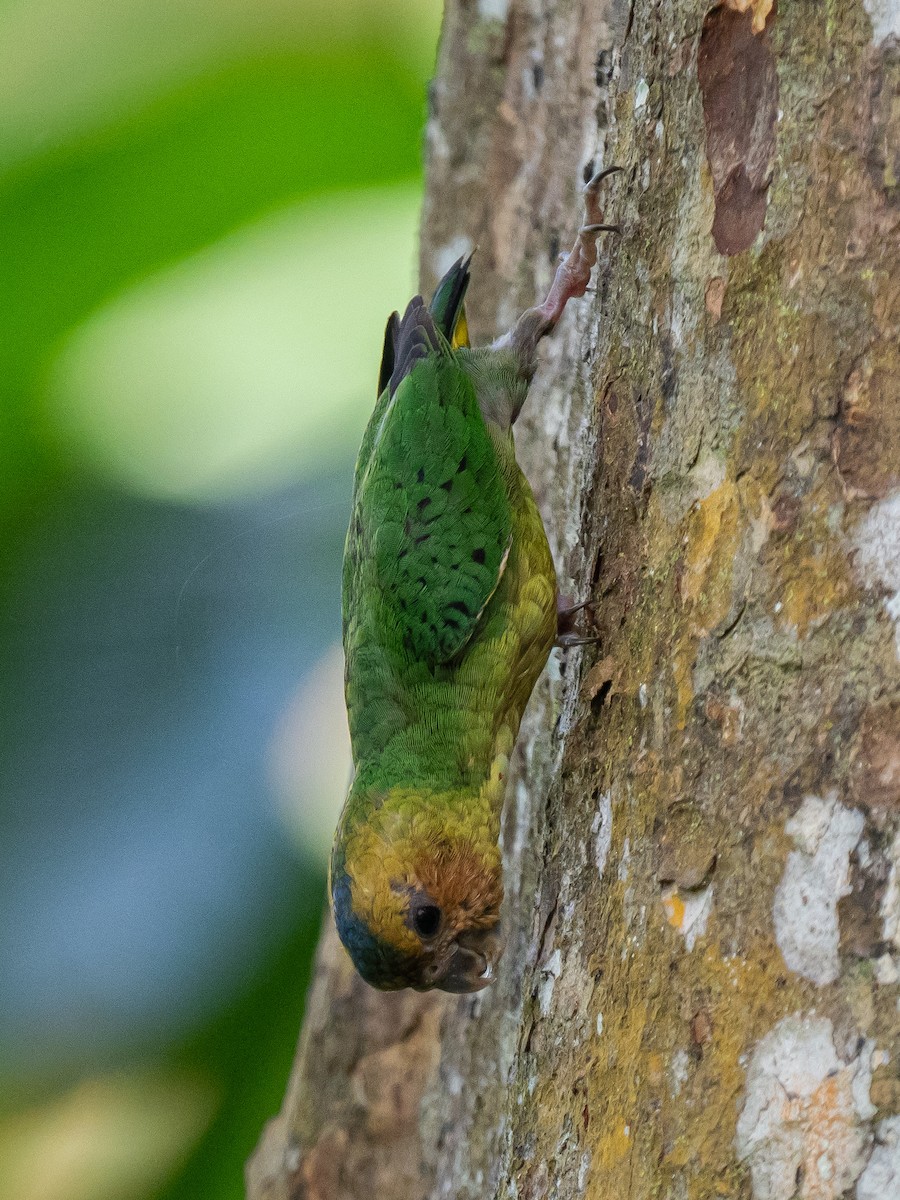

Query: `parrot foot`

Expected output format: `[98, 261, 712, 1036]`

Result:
[495, 164, 624, 381]
[556, 633, 603, 650]
[556, 595, 599, 649]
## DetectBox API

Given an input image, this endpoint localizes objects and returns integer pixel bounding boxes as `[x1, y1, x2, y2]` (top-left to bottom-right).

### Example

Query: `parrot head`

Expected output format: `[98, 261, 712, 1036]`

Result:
[330, 789, 504, 992]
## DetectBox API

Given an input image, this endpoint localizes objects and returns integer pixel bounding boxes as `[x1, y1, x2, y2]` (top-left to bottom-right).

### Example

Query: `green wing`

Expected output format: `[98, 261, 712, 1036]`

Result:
[342, 266, 512, 761]
[344, 259, 510, 668]
[355, 354, 511, 665]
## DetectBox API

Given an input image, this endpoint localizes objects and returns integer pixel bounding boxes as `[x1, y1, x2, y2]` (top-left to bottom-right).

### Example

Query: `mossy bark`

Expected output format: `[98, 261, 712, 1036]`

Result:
[248, 2, 900, 1197]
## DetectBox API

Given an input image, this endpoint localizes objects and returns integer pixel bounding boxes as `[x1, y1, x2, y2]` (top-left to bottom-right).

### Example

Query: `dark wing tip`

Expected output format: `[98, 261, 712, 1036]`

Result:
[377, 311, 400, 397]
[387, 295, 441, 398]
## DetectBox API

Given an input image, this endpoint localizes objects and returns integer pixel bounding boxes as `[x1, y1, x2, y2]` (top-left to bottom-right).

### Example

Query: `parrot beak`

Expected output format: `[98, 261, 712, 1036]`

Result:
[436, 925, 504, 993]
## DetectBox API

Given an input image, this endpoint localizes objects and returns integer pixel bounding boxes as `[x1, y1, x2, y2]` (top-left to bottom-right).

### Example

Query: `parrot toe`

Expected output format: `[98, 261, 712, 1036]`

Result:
[581, 223, 622, 235]
[583, 163, 625, 192]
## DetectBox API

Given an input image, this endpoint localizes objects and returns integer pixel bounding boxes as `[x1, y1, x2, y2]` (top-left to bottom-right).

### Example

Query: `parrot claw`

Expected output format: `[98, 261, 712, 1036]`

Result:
[497, 162, 624, 382]
[556, 633, 603, 650]
[558, 598, 595, 620]
[583, 164, 625, 192]
[556, 596, 599, 649]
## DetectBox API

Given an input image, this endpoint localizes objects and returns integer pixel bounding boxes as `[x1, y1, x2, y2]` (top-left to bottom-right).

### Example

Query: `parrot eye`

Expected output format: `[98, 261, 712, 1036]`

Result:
[411, 903, 442, 939]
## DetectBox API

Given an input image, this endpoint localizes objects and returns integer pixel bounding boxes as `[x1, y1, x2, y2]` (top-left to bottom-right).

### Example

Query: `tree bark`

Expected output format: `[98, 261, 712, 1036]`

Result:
[248, 1, 900, 1197]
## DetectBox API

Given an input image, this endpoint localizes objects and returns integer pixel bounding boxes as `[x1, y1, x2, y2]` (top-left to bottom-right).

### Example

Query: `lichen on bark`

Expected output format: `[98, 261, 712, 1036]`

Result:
[248, 2, 900, 1198]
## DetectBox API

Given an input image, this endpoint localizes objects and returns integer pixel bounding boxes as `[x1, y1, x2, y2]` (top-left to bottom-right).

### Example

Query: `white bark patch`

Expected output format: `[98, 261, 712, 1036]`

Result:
[853, 1039, 878, 1123]
[662, 885, 713, 951]
[772, 793, 864, 985]
[577, 1150, 591, 1192]
[862, 0, 900, 43]
[538, 949, 562, 1017]
[477, 0, 509, 19]
[875, 952, 899, 984]
[669, 1048, 690, 1098]
[545, 953, 596, 1041]
[880, 830, 900, 950]
[618, 836, 631, 882]
[558, 869, 576, 932]
[690, 448, 727, 501]
[853, 491, 900, 660]
[857, 1116, 900, 1199]
[592, 792, 613, 877]
[736, 1016, 873, 1200]
[433, 236, 474, 281]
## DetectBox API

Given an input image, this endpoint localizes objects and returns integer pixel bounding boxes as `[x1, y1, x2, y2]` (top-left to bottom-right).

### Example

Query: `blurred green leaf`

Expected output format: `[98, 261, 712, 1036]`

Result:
[0, 48, 429, 504]
[0, 6, 440, 1200]
[0, 1069, 218, 1200]
[0, 0, 441, 170]
[47, 186, 420, 500]
[155, 896, 324, 1200]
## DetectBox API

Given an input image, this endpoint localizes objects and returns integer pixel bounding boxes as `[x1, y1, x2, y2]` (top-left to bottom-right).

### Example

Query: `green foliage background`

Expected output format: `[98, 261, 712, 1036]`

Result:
[0, 3, 441, 1198]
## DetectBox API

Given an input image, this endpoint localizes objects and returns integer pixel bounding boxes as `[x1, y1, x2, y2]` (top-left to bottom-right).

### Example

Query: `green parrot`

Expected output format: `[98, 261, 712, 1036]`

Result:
[331, 168, 620, 992]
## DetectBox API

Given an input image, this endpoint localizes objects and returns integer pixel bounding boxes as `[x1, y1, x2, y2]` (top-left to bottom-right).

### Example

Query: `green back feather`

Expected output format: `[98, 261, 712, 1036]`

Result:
[343, 348, 513, 759]
[342, 259, 523, 770]
[366, 359, 511, 664]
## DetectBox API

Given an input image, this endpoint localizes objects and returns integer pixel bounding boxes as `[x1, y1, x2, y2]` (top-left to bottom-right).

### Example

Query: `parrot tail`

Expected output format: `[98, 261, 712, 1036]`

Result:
[429, 254, 473, 349]
[376, 255, 473, 400]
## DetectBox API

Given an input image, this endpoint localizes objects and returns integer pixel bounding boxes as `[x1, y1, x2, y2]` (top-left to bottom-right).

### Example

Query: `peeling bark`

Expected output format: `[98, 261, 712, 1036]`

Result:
[248, 2, 900, 1197]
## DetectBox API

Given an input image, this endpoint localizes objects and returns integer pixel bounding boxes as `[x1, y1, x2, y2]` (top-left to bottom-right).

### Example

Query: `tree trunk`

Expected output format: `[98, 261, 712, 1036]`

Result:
[247, 1, 900, 1197]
